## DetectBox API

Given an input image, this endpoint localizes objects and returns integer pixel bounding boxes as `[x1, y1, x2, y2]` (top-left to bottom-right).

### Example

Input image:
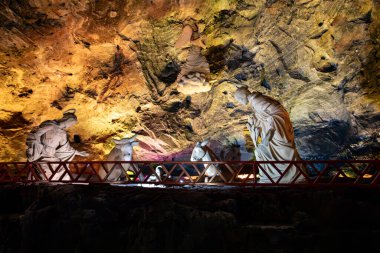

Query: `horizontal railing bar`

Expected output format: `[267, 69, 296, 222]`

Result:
[0, 160, 379, 187]
[0, 160, 379, 164]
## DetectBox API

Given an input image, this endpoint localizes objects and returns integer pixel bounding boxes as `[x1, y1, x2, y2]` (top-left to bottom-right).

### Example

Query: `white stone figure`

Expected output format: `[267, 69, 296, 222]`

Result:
[234, 87, 305, 183]
[26, 109, 89, 180]
[176, 46, 211, 95]
[155, 166, 162, 181]
[190, 139, 222, 183]
[99, 135, 139, 181]
[174, 18, 211, 95]
[147, 166, 163, 182]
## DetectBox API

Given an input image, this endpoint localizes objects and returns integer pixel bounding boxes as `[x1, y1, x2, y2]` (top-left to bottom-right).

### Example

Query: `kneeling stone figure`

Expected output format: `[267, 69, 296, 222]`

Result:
[26, 109, 89, 180]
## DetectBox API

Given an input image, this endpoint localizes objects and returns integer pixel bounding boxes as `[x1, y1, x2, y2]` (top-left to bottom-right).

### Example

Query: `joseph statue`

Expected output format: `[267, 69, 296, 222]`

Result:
[234, 87, 306, 183]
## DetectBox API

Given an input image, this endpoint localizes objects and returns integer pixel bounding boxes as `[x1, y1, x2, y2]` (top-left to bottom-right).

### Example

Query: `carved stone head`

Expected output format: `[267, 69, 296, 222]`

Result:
[112, 135, 139, 161]
[234, 87, 251, 105]
[57, 109, 78, 129]
[190, 139, 209, 161]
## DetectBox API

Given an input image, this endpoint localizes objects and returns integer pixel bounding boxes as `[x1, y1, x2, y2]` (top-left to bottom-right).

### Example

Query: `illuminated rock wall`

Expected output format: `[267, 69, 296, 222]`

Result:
[0, 0, 379, 161]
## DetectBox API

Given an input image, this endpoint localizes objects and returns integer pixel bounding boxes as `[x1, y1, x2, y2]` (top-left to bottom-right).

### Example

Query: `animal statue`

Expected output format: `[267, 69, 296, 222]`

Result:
[220, 138, 242, 161]
[99, 135, 139, 181]
[190, 139, 232, 183]
[146, 165, 163, 183]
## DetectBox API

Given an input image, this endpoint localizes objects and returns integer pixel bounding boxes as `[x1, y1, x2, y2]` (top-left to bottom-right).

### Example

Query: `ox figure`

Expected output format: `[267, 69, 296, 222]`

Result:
[99, 135, 139, 181]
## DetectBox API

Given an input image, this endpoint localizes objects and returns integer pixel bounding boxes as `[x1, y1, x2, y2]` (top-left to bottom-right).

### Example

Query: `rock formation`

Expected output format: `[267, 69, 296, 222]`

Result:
[0, 0, 379, 161]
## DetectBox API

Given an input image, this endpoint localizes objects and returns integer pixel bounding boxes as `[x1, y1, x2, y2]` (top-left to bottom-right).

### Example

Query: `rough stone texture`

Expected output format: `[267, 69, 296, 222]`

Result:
[0, 0, 379, 161]
[1, 185, 380, 253]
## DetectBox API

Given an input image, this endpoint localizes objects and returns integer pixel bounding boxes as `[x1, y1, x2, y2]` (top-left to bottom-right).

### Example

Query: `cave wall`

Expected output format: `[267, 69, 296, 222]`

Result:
[0, 0, 379, 161]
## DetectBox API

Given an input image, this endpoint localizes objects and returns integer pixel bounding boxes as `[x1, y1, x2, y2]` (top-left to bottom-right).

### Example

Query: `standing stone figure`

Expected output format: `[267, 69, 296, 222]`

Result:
[234, 87, 305, 183]
[26, 109, 89, 180]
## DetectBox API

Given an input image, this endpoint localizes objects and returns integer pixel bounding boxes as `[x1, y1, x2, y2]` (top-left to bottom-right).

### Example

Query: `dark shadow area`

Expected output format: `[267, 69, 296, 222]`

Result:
[1, 185, 380, 253]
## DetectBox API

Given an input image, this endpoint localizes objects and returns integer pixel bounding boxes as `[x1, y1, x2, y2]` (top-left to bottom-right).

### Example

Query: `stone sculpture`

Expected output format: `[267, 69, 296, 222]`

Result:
[175, 17, 205, 49]
[234, 87, 306, 183]
[26, 109, 89, 180]
[175, 18, 211, 95]
[191, 139, 219, 183]
[176, 46, 211, 95]
[190, 139, 233, 183]
[98, 135, 140, 181]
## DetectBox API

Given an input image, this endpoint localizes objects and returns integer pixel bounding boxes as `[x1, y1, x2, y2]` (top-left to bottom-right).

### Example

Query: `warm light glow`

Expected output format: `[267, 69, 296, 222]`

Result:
[237, 174, 258, 179]
[338, 173, 373, 179]
[363, 174, 373, 179]
[183, 176, 200, 180]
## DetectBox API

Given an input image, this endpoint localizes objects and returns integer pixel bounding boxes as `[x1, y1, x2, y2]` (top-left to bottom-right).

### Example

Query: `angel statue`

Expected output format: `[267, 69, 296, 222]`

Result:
[26, 109, 89, 180]
[234, 86, 306, 183]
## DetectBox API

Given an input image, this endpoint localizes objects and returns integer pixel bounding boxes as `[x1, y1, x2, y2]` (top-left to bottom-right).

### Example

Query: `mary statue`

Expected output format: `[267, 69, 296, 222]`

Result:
[234, 87, 305, 183]
[26, 109, 89, 180]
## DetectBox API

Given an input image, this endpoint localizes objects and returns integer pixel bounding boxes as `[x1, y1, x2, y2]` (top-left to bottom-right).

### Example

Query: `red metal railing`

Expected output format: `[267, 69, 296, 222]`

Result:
[0, 160, 379, 187]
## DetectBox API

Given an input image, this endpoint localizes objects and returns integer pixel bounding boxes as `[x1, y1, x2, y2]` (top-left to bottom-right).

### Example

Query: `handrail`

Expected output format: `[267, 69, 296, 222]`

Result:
[0, 160, 379, 187]
[1, 160, 379, 164]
